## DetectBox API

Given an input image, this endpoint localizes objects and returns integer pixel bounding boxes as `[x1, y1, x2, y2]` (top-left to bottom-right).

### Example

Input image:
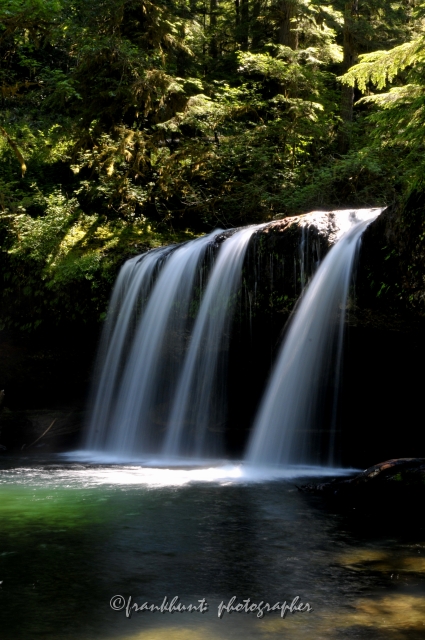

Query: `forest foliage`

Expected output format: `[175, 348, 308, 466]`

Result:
[1, 0, 424, 329]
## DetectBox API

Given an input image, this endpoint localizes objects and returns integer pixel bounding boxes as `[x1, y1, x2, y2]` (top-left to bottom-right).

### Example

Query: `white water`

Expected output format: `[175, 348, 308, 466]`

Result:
[85, 245, 173, 451]
[85, 231, 222, 455]
[86, 208, 381, 466]
[56, 451, 358, 486]
[85, 225, 264, 459]
[163, 224, 266, 457]
[245, 209, 382, 467]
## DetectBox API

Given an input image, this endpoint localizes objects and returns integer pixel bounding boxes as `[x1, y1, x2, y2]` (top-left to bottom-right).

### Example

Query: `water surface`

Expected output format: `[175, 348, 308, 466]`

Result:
[1, 456, 424, 640]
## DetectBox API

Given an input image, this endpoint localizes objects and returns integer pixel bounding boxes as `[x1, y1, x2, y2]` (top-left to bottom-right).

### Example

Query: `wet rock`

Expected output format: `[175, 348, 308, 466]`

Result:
[299, 458, 425, 511]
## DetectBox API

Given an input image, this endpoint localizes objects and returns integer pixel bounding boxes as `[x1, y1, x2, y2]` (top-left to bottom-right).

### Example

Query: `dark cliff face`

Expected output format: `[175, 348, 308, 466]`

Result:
[357, 192, 425, 322]
[339, 199, 425, 467]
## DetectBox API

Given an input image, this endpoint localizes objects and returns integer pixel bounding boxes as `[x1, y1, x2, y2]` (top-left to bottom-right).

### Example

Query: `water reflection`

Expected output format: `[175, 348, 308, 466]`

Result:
[0, 457, 424, 640]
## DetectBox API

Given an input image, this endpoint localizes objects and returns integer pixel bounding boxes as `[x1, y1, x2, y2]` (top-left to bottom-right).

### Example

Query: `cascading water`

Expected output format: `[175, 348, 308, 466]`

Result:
[85, 245, 175, 451]
[85, 230, 223, 455]
[85, 224, 264, 459]
[85, 207, 381, 466]
[163, 224, 266, 458]
[245, 209, 382, 468]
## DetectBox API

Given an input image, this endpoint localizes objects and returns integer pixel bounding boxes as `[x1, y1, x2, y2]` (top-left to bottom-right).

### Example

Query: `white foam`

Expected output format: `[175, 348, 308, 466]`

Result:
[23, 452, 359, 488]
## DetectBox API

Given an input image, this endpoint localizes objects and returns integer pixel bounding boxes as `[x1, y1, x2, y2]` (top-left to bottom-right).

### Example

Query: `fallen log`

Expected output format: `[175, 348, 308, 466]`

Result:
[298, 458, 425, 517]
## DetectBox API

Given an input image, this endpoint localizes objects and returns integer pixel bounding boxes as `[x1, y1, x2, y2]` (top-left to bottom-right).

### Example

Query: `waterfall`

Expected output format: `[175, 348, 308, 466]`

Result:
[85, 224, 264, 458]
[85, 208, 381, 465]
[163, 224, 265, 458]
[245, 209, 382, 468]
[85, 230, 222, 455]
[85, 245, 175, 452]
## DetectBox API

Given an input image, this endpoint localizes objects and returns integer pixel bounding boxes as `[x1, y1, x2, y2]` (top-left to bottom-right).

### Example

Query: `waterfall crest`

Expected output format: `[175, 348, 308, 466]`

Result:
[245, 209, 382, 467]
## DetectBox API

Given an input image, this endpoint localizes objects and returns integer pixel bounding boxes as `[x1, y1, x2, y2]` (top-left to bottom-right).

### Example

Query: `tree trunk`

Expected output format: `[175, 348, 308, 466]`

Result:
[210, 0, 218, 58]
[339, 1, 359, 154]
[278, 0, 298, 50]
[240, 0, 249, 50]
[251, 0, 262, 49]
[234, 0, 240, 27]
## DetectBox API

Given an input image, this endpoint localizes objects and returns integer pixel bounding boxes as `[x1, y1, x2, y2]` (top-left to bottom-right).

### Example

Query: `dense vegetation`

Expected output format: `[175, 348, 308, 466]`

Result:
[1, 0, 425, 330]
